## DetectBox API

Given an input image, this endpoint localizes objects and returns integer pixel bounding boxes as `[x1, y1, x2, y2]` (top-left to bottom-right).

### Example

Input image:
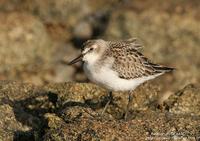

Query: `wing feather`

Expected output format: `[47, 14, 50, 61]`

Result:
[108, 38, 143, 50]
[110, 47, 173, 79]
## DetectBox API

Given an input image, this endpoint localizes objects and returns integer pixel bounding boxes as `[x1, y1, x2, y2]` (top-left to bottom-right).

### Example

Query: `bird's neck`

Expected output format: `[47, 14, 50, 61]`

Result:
[83, 53, 100, 65]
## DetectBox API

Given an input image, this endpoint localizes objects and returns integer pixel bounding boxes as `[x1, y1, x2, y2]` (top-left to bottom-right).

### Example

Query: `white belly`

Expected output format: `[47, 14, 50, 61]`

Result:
[83, 63, 161, 91]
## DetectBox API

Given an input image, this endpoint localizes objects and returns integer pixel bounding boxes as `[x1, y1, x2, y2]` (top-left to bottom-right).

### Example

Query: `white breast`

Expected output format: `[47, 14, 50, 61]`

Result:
[83, 62, 162, 91]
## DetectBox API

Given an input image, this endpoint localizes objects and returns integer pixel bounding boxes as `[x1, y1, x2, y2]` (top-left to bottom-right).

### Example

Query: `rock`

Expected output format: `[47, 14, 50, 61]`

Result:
[44, 82, 200, 140]
[45, 82, 107, 108]
[45, 82, 158, 119]
[0, 12, 53, 85]
[0, 81, 200, 140]
[164, 84, 200, 116]
[0, 81, 57, 141]
[0, 0, 93, 42]
[0, 0, 120, 43]
[0, 104, 30, 141]
[51, 43, 79, 82]
[73, 21, 93, 39]
[0, 0, 90, 24]
[43, 109, 200, 141]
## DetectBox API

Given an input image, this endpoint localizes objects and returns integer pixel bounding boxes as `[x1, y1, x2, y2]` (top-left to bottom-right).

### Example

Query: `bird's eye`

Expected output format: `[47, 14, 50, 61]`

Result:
[89, 48, 94, 51]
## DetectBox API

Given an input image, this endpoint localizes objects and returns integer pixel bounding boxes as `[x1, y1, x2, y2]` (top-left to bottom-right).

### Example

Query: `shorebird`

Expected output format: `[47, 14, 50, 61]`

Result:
[68, 38, 174, 120]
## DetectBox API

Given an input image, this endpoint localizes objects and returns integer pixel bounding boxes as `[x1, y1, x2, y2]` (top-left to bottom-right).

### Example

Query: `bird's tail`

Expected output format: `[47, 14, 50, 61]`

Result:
[153, 65, 175, 73]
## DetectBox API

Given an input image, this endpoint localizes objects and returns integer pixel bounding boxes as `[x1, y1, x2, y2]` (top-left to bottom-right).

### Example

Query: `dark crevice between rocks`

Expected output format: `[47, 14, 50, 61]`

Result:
[2, 91, 58, 141]
[76, 128, 100, 141]
[54, 93, 119, 123]
[84, 94, 114, 110]
[53, 100, 89, 123]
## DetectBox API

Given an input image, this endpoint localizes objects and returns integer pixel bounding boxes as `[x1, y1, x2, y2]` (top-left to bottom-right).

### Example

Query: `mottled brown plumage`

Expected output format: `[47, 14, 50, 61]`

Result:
[108, 38, 143, 50]
[100, 38, 174, 79]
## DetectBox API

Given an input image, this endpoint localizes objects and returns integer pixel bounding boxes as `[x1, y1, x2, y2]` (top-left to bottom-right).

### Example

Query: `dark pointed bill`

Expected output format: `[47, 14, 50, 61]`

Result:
[68, 54, 83, 65]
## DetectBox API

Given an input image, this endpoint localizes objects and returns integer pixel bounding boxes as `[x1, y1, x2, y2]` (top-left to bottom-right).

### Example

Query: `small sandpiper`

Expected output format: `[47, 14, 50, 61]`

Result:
[68, 38, 174, 120]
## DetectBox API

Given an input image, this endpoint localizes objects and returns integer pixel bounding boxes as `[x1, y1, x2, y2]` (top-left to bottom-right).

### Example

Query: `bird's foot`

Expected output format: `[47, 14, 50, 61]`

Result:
[123, 91, 134, 121]
[124, 110, 129, 121]
[101, 91, 113, 116]
[101, 99, 111, 116]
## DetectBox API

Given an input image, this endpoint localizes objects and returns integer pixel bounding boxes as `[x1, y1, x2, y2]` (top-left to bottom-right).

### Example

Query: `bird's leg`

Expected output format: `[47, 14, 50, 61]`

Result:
[124, 91, 133, 120]
[101, 91, 112, 116]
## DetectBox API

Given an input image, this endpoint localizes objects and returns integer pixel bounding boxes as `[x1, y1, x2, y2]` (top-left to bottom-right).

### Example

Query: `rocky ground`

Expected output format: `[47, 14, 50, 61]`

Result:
[0, 0, 200, 140]
[0, 81, 200, 141]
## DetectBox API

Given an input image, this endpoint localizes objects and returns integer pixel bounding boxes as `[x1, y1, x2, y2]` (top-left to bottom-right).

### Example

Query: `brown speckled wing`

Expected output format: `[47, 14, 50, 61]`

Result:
[110, 47, 173, 79]
[108, 38, 142, 50]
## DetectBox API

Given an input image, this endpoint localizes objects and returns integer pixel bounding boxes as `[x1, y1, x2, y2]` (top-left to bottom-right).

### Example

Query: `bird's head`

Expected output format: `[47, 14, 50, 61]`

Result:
[68, 39, 108, 65]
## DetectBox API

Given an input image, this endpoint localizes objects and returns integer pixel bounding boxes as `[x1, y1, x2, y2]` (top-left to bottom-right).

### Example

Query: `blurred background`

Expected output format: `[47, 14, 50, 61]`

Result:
[0, 0, 199, 93]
